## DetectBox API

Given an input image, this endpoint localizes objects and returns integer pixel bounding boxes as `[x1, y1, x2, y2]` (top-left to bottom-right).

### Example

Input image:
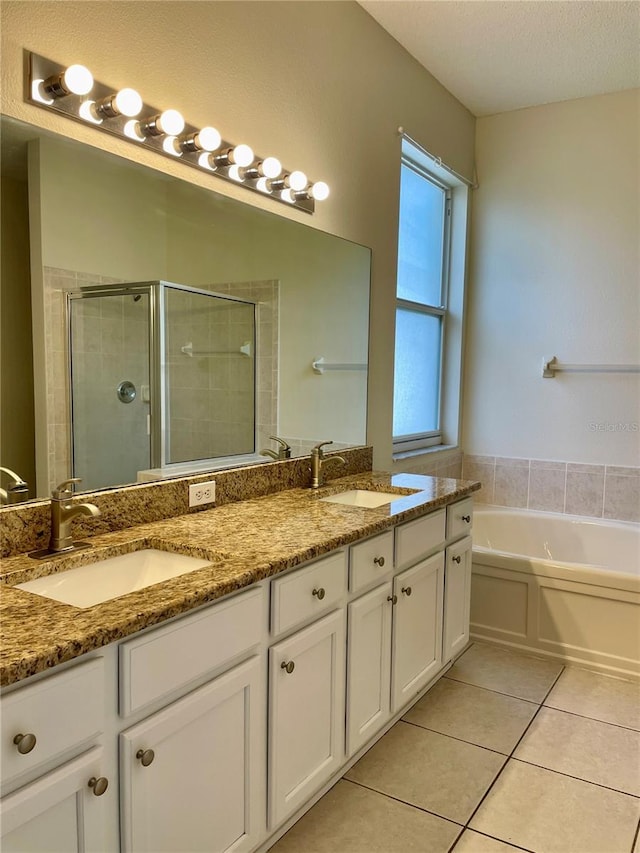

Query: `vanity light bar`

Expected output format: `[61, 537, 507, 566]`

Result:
[27, 53, 329, 214]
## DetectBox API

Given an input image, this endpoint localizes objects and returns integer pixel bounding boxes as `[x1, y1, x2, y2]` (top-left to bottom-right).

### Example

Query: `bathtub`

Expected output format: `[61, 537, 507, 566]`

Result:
[470, 506, 640, 679]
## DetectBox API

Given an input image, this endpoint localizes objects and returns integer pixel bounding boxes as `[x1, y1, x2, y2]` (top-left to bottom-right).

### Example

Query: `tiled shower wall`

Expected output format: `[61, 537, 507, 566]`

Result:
[462, 455, 640, 523]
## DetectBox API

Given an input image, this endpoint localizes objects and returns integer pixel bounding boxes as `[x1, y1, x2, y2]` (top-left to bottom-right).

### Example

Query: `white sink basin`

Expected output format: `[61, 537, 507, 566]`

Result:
[319, 489, 404, 508]
[16, 548, 213, 609]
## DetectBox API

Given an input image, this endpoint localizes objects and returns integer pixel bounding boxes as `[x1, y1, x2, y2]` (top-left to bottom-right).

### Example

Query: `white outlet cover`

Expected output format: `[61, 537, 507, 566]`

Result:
[189, 481, 216, 506]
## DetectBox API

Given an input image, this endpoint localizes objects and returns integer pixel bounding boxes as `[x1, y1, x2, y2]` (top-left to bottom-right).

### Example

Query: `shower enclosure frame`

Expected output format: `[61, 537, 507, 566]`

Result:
[65, 280, 257, 483]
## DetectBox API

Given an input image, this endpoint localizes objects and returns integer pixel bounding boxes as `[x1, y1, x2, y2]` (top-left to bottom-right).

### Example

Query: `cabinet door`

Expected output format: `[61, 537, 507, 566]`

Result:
[268, 609, 345, 829]
[443, 536, 472, 663]
[391, 552, 444, 712]
[1, 747, 110, 853]
[120, 656, 265, 853]
[346, 582, 392, 756]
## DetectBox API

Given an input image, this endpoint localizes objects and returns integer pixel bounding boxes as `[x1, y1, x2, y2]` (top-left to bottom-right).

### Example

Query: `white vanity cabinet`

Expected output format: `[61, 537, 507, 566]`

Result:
[443, 536, 473, 664]
[120, 656, 264, 853]
[267, 552, 347, 828]
[0, 658, 110, 853]
[118, 586, 266, 853]
[391, 551, 445, 711]
[346, 580, 393, 755]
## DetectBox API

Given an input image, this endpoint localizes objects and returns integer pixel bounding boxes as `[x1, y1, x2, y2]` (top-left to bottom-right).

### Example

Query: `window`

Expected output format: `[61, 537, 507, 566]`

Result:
[393, 155, 452, 451]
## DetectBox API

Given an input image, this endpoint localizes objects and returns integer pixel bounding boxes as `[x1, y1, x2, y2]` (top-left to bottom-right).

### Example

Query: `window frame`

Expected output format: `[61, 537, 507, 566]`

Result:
[393, 155, 453, 453]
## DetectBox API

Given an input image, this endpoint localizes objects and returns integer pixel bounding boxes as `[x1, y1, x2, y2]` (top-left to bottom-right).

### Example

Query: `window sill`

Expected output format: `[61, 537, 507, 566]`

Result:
[393, 444, 459, 463]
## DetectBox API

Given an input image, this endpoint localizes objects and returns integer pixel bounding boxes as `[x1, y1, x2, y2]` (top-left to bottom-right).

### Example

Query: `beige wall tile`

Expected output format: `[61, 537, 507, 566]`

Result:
[528, 465, 566, 512]
[604, 473, 640, 522]
[493, 463, 529, 508]
[462, 457, 495, 504]
[565, 468, 604, 517]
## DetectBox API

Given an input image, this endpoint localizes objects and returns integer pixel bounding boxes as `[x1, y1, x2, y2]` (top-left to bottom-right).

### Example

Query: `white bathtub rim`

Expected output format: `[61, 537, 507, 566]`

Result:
[474, 504, 640, 534]
[472, 505, 639, 590]
[472, 548, 639, 595]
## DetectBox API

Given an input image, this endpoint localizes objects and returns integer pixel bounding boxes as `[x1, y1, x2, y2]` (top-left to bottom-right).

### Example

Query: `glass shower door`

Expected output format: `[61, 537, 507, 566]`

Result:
[69, 290, 151, 490]
[163, 285, 256, 465]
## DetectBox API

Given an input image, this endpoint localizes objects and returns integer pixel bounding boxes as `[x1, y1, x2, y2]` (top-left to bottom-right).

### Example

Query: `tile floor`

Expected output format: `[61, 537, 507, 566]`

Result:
[270, 642, 640, 853]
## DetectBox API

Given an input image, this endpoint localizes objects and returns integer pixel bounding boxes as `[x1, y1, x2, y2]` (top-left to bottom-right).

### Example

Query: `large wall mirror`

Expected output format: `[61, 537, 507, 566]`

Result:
[0, 115, 370, 503]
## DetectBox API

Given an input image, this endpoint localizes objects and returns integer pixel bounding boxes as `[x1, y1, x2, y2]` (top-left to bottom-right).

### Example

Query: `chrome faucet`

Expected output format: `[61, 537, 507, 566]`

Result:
[0, 467, 29, 505]
[260, 436, 292, 461]
[309, 441, 346, 489]
[49, 478, 101, 553]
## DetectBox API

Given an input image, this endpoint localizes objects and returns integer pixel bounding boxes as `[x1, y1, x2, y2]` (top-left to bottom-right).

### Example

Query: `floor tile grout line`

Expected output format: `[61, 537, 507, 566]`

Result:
[630, 816, 640, 853]
[447, 827, 537, 853]
[461, 665, 566, 832]
[542, 701, 640, 733]
[342, 777, 465, 828]
[443, 673, 552, 705]
[400, 717, 514, 758]
[510, 757, 640, 801]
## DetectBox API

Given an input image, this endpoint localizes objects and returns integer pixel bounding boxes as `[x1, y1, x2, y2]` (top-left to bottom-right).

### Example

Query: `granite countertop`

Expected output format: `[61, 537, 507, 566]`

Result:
[0, 471, 479, 687]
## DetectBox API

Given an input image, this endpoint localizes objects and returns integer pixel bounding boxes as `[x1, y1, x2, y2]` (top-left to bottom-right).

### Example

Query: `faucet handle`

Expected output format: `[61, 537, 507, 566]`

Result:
[269, 436, 292, 459]
[52, 478, 83, 500]
[311, 441, 333, 458]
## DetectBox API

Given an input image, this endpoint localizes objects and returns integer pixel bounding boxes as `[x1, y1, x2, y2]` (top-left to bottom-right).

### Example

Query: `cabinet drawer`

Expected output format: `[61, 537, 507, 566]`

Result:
[119, 586, 263, 716]
[271, 551, 347, 636]
[446, 498, 473, 541]
[1, 658, 104, 789]
[395, 508, 445, 569]
[349, 531, 394, 593]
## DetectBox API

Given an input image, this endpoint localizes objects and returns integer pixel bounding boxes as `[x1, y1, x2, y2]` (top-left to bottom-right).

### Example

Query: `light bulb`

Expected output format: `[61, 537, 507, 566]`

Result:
[198, 152, 217, 171]
[43, 63, 93, 98]
[228, 165, 243, 182]
[194, 126, 221, 152]
[256, 177, 271, 193]
[79, 100, 103, 124]
[163, 136, 182, 156]
[260, 157, 282, 179]
[124, 119, 146, 141]
[94, 87, 143, 119]
[310, 181, 330, 201]
[287, 170, 307, 192]
[62, 64, 93, 95]
[231, 144, 254, 167]
[280, 188, 296, 204]
[156, 109, 185, 136]
[113, 88, 143, 117]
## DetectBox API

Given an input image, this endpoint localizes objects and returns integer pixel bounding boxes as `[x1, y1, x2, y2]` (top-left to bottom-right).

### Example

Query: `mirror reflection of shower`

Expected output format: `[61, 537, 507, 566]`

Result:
[67, 281, 256, 490]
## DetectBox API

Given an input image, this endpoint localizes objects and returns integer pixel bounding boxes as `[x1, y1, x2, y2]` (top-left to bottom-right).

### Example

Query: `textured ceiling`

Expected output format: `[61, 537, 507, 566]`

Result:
[359, 1, 640, 116]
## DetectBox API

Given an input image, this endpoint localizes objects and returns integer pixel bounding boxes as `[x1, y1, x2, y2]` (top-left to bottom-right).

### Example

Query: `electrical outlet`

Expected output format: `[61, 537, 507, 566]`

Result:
[189, 480, 216, 507]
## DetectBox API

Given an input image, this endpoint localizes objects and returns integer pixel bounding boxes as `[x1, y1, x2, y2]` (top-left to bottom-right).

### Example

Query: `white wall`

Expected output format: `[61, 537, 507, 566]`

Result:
[464, 90, 640, 467]
[1, 0, 476, 471]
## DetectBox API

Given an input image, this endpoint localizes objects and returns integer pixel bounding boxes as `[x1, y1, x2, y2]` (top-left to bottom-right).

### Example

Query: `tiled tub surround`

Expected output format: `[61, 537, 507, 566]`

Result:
[0, 446, 373, 558]
[463, 455, 640, 523]
[0, 468, 479, 686]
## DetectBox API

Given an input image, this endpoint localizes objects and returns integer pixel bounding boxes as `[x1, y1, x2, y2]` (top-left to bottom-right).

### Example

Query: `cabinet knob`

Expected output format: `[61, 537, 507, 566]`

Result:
[462, 515, 471, 523]
[312, 587, 326, 600]
[136, 748, 155, 767]
[387, 594, 398, 605]
[13, 733, 37, 754]
[373, 556, 385, 567]
[88, 776, 109, 796]
[281, 660, 295, 674]
[401, 586, 412, 596]
[452, 554, 462, 564]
